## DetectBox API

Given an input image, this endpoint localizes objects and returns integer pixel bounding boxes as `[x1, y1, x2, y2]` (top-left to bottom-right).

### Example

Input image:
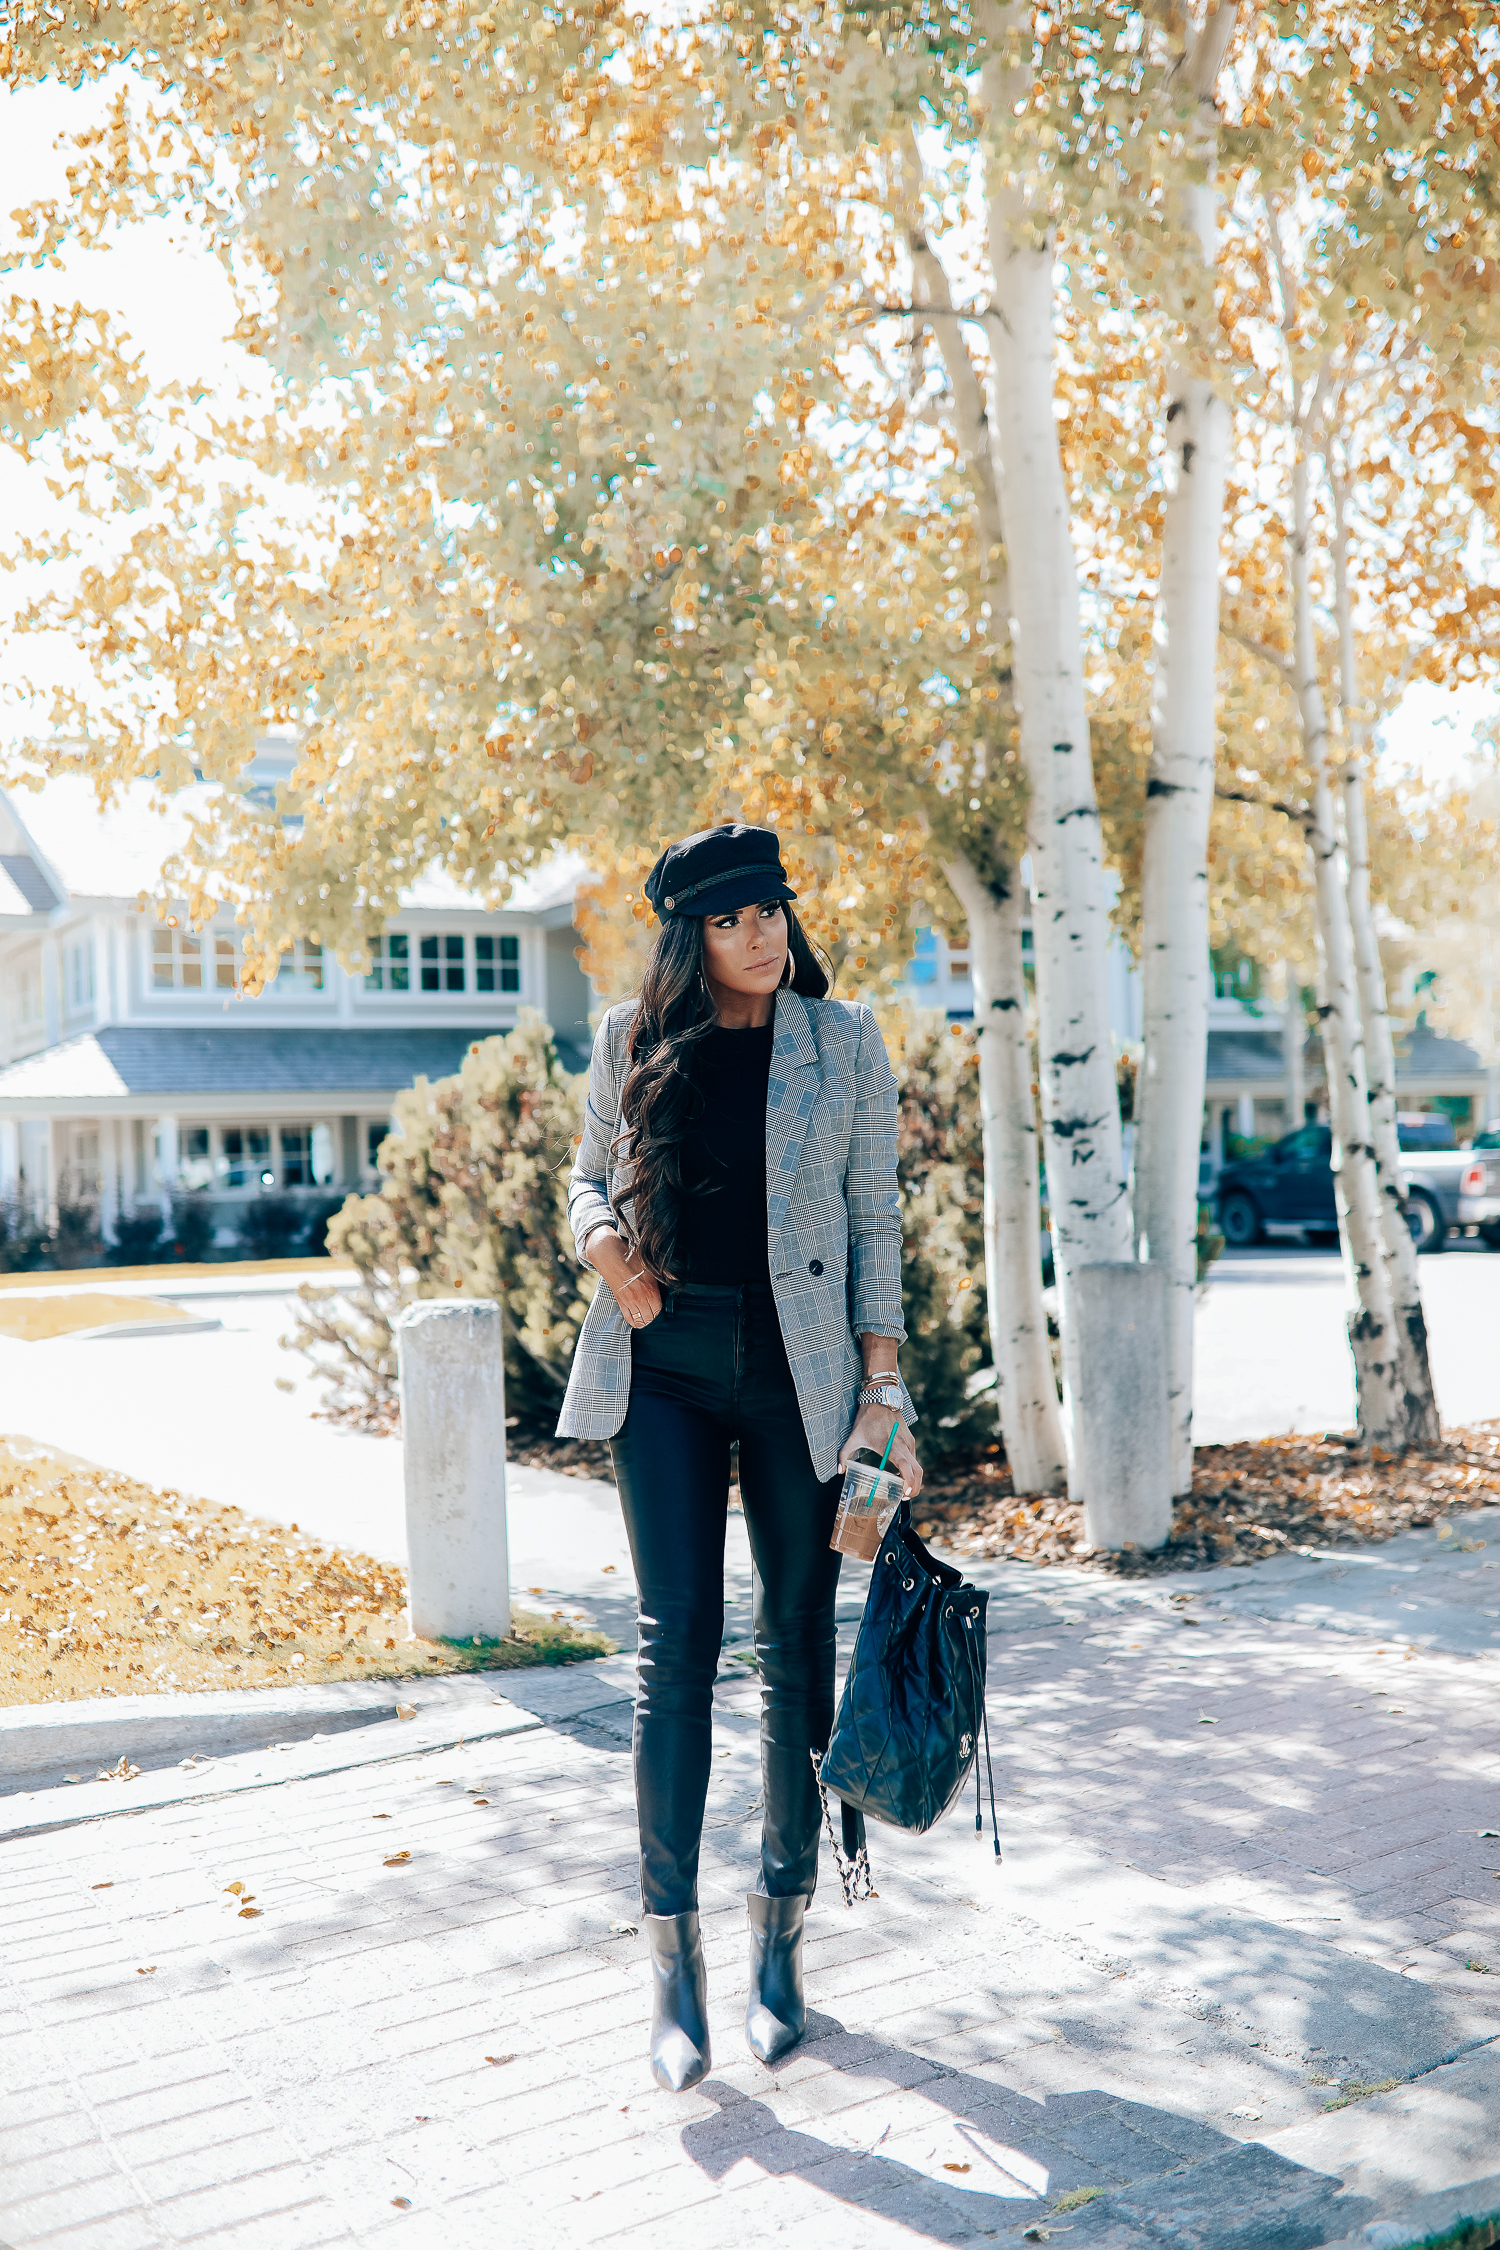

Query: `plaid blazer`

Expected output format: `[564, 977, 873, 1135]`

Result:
[556, 989, 912, 1480]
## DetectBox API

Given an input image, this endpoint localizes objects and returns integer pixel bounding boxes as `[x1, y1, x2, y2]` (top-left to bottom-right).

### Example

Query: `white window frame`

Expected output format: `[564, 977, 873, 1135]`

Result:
[362, 927, 523, 1001]
[271, 938, 327, 997]
[364, 934, 412, 992]
[147, 921, 241, 995]
[172, 1119, 339, 1195]
[12, 955, 43, 1030]
[64, 937, 96, 1013]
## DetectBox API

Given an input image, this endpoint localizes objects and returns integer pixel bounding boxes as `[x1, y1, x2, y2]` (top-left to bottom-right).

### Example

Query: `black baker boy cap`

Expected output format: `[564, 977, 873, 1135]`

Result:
[643, 823, 797, 919]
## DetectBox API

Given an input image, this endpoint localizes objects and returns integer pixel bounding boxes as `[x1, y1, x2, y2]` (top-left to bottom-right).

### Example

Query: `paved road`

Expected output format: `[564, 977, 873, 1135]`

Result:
[1193, 1240, 1500, 1445]
[4, 1518, 1500, 2247]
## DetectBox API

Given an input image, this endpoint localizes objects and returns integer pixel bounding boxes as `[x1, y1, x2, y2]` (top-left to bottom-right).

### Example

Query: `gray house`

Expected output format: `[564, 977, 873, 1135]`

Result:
[0, 779, 593, 1241]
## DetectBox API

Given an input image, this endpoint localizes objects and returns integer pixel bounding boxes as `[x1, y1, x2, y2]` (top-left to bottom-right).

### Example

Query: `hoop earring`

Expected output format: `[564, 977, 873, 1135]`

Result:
[779, 953, 794, 990]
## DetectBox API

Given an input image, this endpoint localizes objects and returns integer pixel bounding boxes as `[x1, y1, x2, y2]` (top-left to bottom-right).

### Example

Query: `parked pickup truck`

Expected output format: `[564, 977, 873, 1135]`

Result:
[1215, 1114, 1500, 1254]
[1458, 1133, 1500, 1245]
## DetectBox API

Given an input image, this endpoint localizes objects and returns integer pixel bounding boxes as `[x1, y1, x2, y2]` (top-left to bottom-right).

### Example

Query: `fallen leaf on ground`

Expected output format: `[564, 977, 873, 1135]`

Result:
[238, 1906, 262, 1918]
[136, 1965, 156, 1975]
[608, 1919, 639, 1936]
[384, 1851, 411, 1866]
[224, 1881, 245, 1896]
[1198, 1713, 1219, 1725]
[392, 2199, 412, 2210]
[373, 1813, 391, 1819]
[485, 2054, 516, 2066]
[396, 1703, 415, 1719]
[943, 2161, 971, 2172]
[91, 1882, 112, 1890]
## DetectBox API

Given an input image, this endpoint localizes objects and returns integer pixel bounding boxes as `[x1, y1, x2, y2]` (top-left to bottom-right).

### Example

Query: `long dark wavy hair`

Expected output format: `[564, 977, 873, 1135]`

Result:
[609, 904, 830, 1283]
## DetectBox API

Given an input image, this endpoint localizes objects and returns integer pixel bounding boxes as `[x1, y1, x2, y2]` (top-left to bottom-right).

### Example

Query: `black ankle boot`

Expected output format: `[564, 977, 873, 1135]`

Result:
[745, 1892, 806, 2064]
[643, 1911, 711, 2092]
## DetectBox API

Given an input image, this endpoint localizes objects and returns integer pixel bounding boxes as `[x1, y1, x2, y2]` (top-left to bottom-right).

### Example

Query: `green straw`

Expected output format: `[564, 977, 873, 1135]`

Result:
[876, 1418, 900, 1474]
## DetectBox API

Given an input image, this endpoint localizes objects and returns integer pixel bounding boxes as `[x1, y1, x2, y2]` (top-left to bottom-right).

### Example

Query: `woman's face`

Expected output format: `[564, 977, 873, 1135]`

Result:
[700, 900, 789, 998]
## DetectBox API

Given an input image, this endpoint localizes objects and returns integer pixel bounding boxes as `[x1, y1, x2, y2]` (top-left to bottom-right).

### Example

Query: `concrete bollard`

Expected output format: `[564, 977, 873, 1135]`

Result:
[396, 1299, 510, 1643]
[1072, 1262, 1171, 1553]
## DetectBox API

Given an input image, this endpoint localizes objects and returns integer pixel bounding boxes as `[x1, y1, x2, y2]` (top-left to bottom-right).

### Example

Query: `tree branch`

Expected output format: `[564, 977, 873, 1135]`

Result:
[907, 220, 1004, 562]
[1215, 784, 1312, 828]
[1184, 1, 1240, 104]
[1221, 622, 1294, 678]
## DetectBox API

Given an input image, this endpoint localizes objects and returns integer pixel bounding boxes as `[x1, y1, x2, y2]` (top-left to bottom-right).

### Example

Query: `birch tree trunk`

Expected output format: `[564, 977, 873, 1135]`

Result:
[1132, 5, 1238, 1500]
[1290, 453, 1403, 1443]
[1278, 963, 1306, 1129]
[1329, 470, 1441, 1444]
[976, 3, 1138, 1519]
[909, 180, 1065, 1488]
[944, 848, 1068, 1494]
[1134, 378, 1230, 1497]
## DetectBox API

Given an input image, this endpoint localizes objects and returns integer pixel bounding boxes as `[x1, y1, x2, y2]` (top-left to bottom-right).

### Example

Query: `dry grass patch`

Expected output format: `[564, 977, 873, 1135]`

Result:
[0, 1295, 195, 1343]
[0, 1437, 609, 1706]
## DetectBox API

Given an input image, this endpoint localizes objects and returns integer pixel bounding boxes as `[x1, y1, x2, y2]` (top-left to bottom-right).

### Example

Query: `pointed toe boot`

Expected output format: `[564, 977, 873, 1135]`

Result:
[644, 1911, 711, 2092]
[745, 1891, 807, 2065]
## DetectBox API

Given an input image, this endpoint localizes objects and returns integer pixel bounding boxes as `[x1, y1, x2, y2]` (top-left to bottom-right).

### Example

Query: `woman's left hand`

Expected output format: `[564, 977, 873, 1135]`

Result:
[838, 1404, 923, 1499]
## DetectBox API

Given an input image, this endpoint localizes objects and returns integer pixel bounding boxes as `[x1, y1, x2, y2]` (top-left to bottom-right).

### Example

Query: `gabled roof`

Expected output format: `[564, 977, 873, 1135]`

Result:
[0, 1027, 501, 1106]
[1393, 1028, 1486, 1084]
[1206, 1027, 1287, 1084]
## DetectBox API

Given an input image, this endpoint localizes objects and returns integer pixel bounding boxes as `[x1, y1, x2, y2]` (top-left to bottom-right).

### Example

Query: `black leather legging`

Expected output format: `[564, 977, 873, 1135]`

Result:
[610, 1281, 843, 1917]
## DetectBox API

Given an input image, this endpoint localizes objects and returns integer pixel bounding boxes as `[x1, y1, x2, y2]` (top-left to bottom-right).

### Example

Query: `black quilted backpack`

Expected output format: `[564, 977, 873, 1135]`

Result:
[812, 1505, 999, 1902]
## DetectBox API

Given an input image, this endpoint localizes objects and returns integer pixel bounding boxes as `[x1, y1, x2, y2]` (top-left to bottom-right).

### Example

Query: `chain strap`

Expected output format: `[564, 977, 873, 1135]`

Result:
[809, 1750, 875, 1908]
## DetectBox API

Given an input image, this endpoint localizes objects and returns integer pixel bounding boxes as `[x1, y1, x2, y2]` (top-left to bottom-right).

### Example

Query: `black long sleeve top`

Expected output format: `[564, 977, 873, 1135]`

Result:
[674, 1021, 774, 1284]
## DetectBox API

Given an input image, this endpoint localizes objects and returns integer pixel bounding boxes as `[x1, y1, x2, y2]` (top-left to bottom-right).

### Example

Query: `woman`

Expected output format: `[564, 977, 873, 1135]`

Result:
[558, 821, 922, 2093]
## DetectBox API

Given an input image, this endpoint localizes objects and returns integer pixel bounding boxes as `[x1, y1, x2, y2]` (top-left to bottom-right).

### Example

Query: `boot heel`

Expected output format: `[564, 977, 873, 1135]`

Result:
[644, 1911, 711, 2092]
[745, 1892, 806, 2064]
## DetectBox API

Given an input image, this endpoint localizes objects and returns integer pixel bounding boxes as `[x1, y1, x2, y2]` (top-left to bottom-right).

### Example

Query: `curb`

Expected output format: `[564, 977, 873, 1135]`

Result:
[0, 1257, 352, 1294]
[1319, 2173, 1500, 2248]
[1, 1654, 639, 1791]
[0, 1654, 639, 1841]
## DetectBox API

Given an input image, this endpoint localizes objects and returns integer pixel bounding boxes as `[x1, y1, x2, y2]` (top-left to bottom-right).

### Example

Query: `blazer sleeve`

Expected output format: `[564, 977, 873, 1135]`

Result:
[845, 1005, 907, 1345]
[567, 1009, 624, 1265]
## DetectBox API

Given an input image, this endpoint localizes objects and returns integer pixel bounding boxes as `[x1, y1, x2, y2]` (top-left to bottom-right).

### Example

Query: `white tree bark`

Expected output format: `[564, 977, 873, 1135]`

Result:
[975, 8, 1136, 1510]
[908, 178, 1065, 1490]
[1134, 377, 1230, 1497]
[1278, 962, 1306, 1129]
[909, 225, 1004, 563]
[1289, 453, 1404, 1443]
[1328, 476, 1441, 1441]
[1132, 5, 1238, 1500]
[944, 848, 1068, 1494]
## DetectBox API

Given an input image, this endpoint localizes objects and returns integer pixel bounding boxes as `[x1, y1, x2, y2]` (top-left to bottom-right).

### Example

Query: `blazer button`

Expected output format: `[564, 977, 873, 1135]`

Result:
[808, 1259, 824, 1276]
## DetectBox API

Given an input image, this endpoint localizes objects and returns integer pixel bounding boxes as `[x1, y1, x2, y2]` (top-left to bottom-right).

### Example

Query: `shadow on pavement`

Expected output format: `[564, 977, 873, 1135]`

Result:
[679, 2021, 1370, 2248]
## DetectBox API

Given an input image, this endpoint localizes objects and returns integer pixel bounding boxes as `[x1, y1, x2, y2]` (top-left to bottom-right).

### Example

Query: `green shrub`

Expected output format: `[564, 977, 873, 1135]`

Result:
[105, 1211, 164, 1266]
[290, 1010, 594, 1435]
[235, 1194, 305, 1261]
[893, 1017, 994, 1449]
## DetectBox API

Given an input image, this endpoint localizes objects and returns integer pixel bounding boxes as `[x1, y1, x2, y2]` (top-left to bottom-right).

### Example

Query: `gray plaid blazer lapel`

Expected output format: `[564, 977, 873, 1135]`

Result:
[765, 990, 821, 1235]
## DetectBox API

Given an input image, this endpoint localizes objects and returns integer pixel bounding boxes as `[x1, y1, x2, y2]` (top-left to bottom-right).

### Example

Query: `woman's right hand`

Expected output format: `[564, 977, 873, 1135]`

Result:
[586, 1228, 664, 1330]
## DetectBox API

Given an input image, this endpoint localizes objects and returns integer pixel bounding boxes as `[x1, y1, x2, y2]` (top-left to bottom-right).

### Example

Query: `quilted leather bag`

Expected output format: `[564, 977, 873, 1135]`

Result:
[811, 1504, 999, 1904]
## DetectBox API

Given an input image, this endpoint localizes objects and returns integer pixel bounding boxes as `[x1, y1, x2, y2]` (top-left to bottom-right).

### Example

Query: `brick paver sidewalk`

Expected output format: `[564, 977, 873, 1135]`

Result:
[4, 1538, 1500, 2249]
